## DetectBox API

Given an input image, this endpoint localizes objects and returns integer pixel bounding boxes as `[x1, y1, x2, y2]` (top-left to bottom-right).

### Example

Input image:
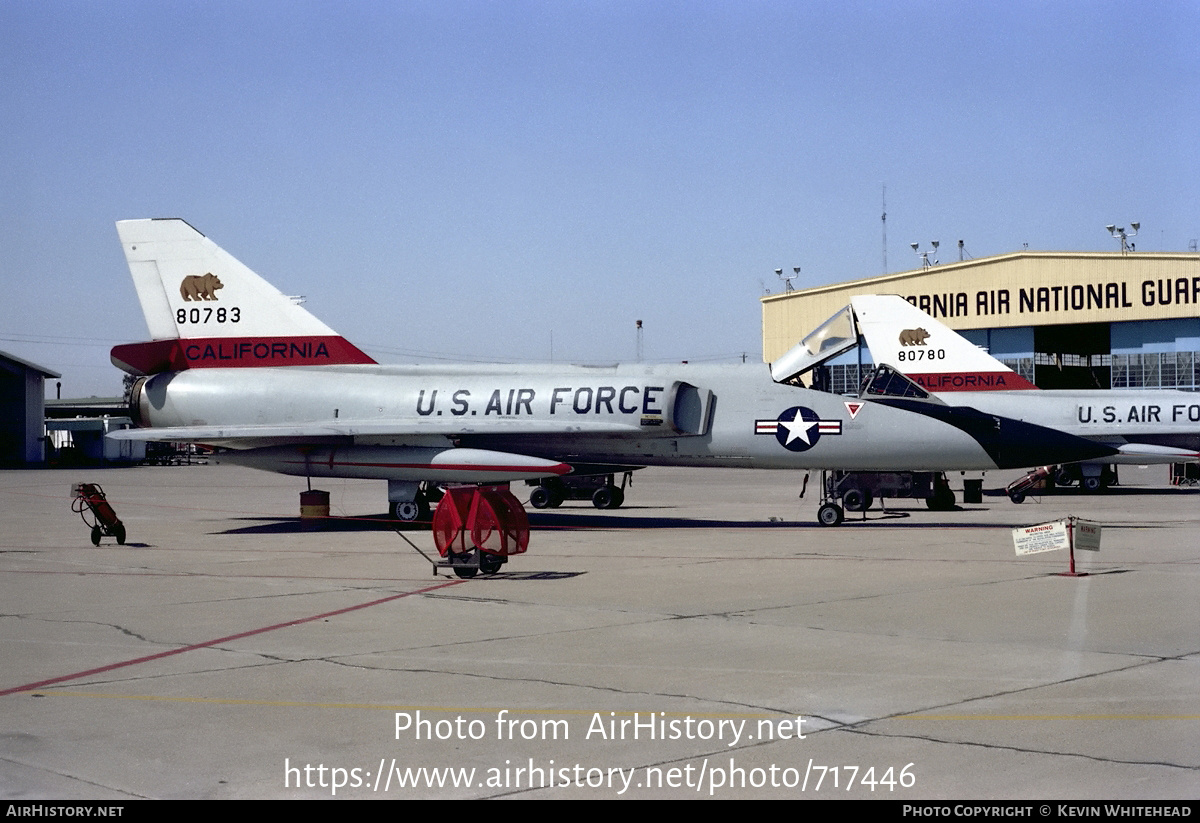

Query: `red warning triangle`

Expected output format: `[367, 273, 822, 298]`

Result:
[844, 401, 864, 419]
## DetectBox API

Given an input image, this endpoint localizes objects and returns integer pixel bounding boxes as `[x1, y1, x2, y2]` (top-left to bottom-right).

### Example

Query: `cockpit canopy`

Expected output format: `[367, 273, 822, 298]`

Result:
[769, 305, 859, 384]
[858, 364, 931, 400]
[770, 295, 946, 404]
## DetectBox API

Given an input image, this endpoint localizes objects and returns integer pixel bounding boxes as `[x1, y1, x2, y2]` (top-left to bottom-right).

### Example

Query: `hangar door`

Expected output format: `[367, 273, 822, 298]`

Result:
[0, 369, 25, 463]
[1033, 322, 1110, 390]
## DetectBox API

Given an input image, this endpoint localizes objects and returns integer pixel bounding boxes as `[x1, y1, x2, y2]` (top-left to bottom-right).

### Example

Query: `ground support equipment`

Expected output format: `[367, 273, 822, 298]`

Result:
[71, 482, 126, 546]
[526, 470, 633, 509]
[423, 485, 530, 578]
[816, 470, 955, 525]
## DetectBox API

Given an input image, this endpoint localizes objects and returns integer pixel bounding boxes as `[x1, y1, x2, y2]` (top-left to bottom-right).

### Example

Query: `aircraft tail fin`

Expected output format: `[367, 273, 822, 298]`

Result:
[111, 218, 375, 374]
[851, 295, 1036, 392]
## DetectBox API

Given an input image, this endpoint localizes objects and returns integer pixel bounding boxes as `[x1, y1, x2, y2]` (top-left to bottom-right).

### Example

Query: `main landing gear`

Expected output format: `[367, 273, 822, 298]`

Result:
[389, 481, 443, 522]
[392, 499, 428, 522]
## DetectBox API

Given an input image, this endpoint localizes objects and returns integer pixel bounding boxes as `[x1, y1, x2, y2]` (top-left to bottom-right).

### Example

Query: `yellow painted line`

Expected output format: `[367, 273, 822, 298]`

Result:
[897, 713, 1200, 720]
[27, 693, 789, 717]
[29, 694, 1199, 721]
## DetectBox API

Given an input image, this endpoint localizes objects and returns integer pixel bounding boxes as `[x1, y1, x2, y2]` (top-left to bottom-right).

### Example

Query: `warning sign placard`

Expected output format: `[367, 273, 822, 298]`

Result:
[1012, 520, 1069, 555]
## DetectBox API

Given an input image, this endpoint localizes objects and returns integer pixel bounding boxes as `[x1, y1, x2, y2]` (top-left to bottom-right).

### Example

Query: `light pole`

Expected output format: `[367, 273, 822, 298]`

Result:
[775, 267, 799, 293]
[910, 240, 939, 269]
[1105, 222, 1140, 254]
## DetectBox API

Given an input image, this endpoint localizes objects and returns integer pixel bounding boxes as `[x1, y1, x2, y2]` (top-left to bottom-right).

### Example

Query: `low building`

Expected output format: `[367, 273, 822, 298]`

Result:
[0, 350, 60, 465]
[44, 397, 145, 464]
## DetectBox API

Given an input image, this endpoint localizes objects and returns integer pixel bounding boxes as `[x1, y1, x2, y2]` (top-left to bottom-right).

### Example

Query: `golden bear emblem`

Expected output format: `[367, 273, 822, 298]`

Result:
[180, 273, 224, 301]
[898, 327, 930, 346]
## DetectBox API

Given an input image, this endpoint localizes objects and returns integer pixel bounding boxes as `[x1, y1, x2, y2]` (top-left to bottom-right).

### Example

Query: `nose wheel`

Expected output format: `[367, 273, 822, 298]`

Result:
[817, 502, 845, 527]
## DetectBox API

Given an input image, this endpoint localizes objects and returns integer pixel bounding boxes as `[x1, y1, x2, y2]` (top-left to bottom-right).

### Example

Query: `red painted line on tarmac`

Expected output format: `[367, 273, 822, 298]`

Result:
[0, 579, 464, 697]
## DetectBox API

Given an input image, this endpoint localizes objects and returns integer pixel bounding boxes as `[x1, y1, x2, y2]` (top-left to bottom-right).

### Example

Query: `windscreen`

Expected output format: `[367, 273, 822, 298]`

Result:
[859, 364, 931, 399]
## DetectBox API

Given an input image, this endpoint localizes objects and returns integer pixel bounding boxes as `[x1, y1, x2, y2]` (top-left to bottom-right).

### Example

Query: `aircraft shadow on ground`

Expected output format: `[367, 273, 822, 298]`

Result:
[214, 510, 832, 535]
[207, 504, 1139, 535]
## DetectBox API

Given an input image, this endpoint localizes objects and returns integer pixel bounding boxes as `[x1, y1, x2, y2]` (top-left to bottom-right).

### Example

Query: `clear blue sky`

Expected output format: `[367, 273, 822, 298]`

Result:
[2, 0, 1196, 396]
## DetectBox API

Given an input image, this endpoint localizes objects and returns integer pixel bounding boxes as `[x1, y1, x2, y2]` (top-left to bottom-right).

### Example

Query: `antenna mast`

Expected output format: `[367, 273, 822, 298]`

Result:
[881, 184, 887, 274]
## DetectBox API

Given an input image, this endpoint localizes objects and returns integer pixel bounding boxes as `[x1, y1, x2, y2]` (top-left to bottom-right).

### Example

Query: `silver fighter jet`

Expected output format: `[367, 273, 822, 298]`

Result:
[774, 294, 1198, 494]
[108, 219, 1115, 530]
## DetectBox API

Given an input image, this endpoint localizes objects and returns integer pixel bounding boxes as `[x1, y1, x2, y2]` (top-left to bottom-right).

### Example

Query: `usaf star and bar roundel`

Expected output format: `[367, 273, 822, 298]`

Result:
[755, 406, 844, 452]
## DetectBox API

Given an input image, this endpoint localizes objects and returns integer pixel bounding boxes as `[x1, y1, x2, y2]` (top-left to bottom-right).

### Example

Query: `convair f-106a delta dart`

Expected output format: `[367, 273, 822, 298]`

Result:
[772, 293, 1200, 495]
[106, 218, 1115, 540]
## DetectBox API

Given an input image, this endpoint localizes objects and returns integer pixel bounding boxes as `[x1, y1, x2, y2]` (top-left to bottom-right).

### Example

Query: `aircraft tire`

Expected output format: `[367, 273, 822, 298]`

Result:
[610, 487, 625, 508]
[592, 487, 615, 509]
[530, 487, 553, 509]
[817, 503, 844, 527]
[926, 485, 956, 511]
[842, 488, 870, 512]
[392, 499, 429, 522]
[1082, 476, 1102, 493]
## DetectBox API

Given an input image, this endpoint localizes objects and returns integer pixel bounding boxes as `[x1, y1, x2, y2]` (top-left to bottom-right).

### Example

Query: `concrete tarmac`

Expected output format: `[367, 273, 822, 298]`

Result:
[1, 463, 1197, 799]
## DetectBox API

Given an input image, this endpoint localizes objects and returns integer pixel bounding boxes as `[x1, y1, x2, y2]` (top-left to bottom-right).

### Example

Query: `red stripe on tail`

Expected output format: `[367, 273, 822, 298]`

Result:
[111, 336, 375, 374]
[911, 371, 1037, 392]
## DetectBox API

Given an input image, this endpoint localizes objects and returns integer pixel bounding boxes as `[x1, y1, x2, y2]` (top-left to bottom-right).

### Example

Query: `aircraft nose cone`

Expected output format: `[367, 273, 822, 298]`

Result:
[871, 398, 1119, 470]
[991, 417, 1120, 469]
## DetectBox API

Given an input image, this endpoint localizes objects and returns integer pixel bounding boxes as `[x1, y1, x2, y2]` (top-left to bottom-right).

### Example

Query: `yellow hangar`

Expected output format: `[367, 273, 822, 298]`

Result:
[762, 250, 1200, 395]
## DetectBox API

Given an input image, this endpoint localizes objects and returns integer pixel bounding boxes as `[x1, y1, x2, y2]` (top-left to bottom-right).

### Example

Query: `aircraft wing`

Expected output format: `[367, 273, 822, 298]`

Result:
[106, 419, 654, 483]
[105, 417, 650, 444]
